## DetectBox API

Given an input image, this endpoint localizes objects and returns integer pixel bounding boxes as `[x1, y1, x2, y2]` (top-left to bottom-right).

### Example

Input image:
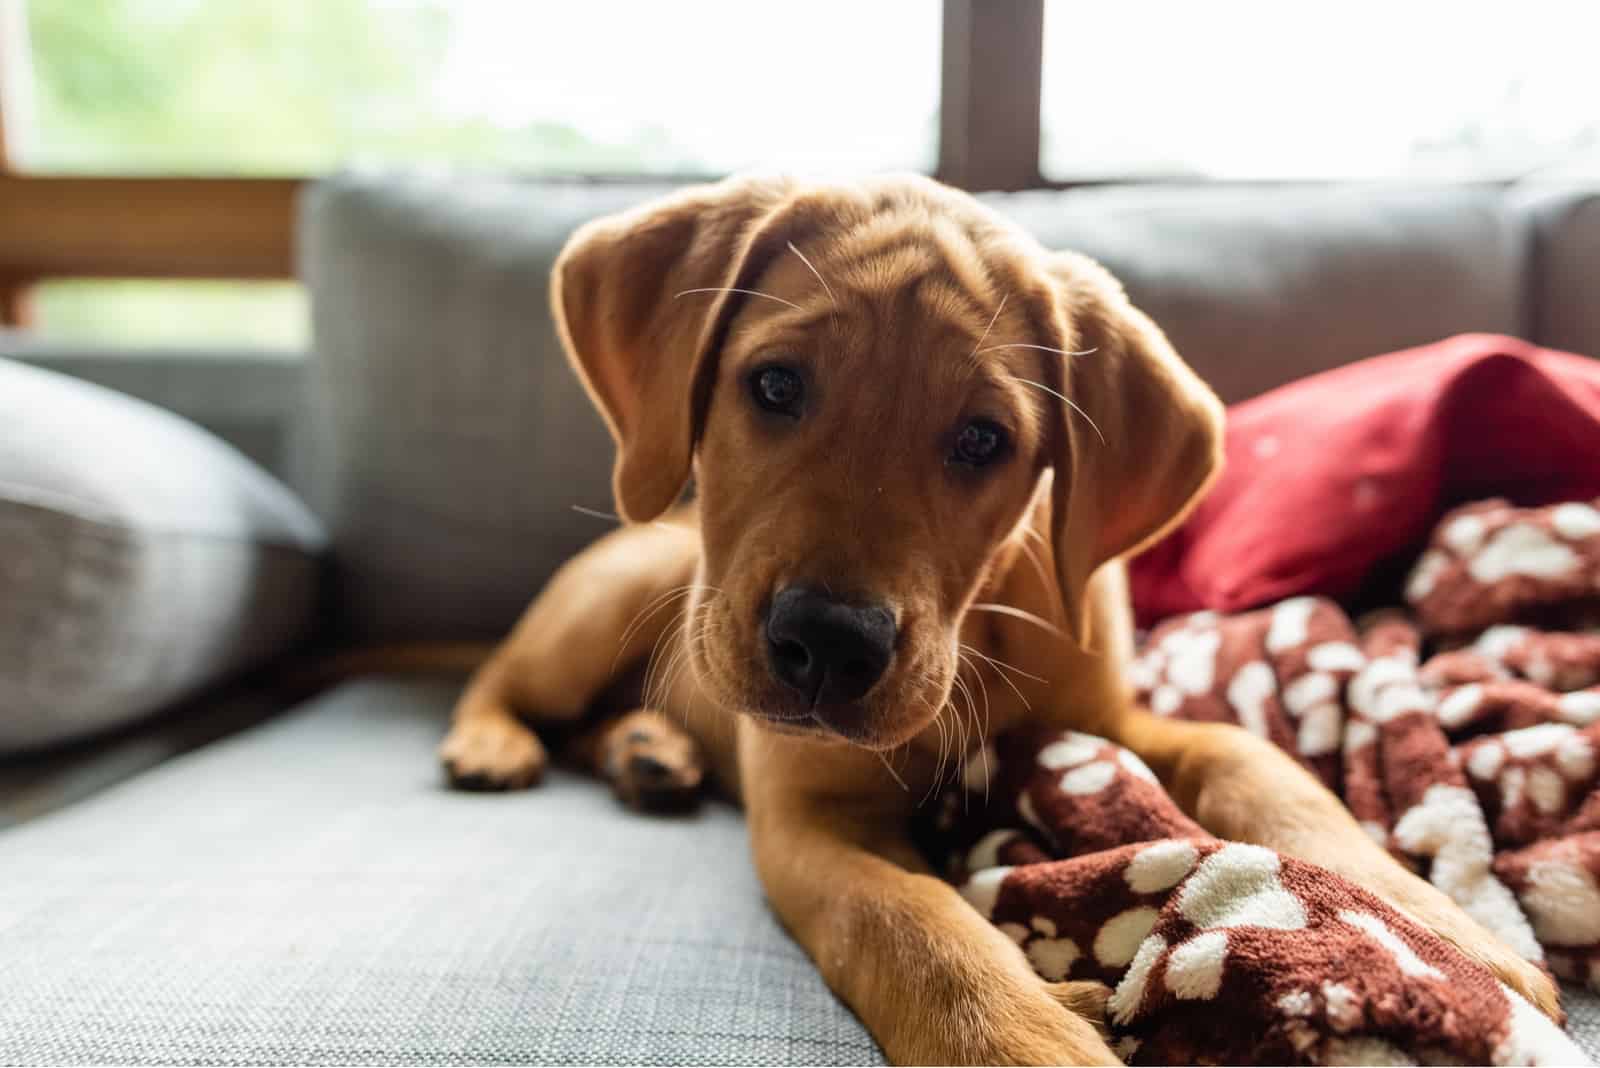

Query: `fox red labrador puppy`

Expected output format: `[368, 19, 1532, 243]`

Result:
[438, 175, 1558, 1064]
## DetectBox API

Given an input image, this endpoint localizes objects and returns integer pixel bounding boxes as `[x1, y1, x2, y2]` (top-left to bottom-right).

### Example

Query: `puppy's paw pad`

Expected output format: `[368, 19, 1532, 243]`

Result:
[602, 709, 704, 811]
[439, 717, 547, 791]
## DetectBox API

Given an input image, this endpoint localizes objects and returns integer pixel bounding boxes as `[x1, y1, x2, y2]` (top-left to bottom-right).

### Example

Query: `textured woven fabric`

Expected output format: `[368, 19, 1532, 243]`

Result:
[0, 358, 324, 752]
[0, 677, 882, 1066]
[1574, 991, 1600, 1059]
[1516, 186, 1600, 363]
[987, 183, 1529, 406]
[295, 177, 664, 641]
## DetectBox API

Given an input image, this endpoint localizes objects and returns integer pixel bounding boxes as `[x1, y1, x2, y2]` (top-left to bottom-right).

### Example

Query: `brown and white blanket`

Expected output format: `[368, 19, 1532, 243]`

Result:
[933, 499, 1600, 1064]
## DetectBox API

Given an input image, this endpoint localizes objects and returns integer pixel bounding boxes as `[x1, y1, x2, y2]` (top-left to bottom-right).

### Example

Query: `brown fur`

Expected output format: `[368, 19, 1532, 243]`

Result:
[438, 175, 1560, 1064]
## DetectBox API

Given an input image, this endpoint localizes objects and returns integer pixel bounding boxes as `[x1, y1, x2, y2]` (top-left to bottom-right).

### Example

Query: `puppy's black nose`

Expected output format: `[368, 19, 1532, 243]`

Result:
[765, 587, 895, 704]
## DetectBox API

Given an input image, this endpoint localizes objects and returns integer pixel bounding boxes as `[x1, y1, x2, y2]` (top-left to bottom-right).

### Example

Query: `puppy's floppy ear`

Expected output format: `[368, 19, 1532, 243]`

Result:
[1033, 252, 1225, 647]
[551, 176, 794, 522]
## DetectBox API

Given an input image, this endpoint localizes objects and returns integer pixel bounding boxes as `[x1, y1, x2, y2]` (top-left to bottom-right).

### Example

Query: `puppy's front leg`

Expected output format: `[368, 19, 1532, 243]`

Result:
[747, 785, 1117, 1066]
[1112, 710, 1562, 1020]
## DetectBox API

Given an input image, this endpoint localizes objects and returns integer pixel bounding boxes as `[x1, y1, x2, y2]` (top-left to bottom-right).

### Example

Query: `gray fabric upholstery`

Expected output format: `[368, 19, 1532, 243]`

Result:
[0, 677, 883, 1066]
[298, 176, 1557, 641]
[295, 177, 666, 641]
[1516, 185, 1600, 361]
[0, 687, 285, 829]
[0, 359, 324, 751]
[1574, 992, 1600, 1065]
[0, 675, 1591, 1065]
[987, 184, 1529, 405]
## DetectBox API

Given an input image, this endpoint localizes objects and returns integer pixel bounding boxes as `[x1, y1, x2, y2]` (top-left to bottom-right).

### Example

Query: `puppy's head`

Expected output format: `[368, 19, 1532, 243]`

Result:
[554, 175, 1221, 749]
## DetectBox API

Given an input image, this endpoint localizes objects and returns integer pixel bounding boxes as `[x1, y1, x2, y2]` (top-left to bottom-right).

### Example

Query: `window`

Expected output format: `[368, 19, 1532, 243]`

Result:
[7, 0, 1600, 349]
[1041, 0, 1600, 181]
[18, 0, 941, 177]
[7, 0, 939, 349]
[34, 280, 307, 350]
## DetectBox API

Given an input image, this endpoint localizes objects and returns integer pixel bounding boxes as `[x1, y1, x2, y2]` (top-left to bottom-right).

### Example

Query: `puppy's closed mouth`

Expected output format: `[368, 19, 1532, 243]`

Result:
[738, 693, 880, 745]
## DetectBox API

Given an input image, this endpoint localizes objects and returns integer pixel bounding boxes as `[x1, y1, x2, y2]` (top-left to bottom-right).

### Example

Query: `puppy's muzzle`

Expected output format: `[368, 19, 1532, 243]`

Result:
[764, 587, 895, 711]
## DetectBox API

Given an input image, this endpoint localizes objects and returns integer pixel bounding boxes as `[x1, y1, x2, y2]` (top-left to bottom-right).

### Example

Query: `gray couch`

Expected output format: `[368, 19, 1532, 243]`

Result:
[2, 176, 1598, 1065]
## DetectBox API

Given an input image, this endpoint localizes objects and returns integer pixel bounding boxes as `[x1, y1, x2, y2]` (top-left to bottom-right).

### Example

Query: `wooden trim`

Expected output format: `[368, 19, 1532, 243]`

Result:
[0, 51, 10, 173]
[1, 1, 26, 324]
[937, 0, 1044, 192]
[0, 0, 18, 173]
[0, 277, 33, 327]
[0, 175, 300, 280]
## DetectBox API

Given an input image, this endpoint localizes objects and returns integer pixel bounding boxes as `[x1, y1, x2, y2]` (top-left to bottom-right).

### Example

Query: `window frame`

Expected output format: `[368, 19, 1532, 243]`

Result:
[0, 0, 1052, 328]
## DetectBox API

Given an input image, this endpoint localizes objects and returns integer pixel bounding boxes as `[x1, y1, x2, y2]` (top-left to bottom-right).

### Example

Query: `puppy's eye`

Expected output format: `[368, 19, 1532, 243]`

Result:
[952, 419, 1008, 467]
[750, 365, 804, 416]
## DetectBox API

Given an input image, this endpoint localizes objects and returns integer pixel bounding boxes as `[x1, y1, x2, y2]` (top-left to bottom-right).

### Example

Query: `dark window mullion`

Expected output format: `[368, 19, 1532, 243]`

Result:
[937, 0, 1045, 192]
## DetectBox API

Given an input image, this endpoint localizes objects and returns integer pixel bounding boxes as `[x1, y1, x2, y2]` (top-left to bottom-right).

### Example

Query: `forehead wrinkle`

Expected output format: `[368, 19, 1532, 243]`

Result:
[835, 245, 941, 298]
[928, 215, 998, 310]
[830, 207, 927, 265]
[822, 220, 1000, 352]
[738, 297, 835, 341]
[912, 276, 990, 341]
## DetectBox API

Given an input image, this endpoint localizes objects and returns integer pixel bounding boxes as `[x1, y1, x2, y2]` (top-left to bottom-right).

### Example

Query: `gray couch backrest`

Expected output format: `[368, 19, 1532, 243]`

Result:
[295, 175, 1600, 641]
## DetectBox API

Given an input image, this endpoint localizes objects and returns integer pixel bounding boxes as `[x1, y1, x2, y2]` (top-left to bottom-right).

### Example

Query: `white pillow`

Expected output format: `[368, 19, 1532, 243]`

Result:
[0, 358, 325, 751]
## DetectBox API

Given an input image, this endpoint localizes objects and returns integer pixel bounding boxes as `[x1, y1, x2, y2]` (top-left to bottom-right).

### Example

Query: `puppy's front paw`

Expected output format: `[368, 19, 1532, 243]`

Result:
[600, 709, 704, 811]
[439, 715, 547, 790]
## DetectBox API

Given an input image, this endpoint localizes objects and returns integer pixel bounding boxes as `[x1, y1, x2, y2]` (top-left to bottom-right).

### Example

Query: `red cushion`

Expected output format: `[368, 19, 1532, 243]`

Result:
[1129, 334, 1600, 626]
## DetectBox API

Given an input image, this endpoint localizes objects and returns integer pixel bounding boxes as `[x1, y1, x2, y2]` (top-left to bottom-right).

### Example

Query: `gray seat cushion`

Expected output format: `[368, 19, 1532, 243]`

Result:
[986, 184, 1529, 406]
[0, 358, 324, 752]
[295, 178, 667, 642]
[0, 677, 882, 1066]
[1516, 185, 1600, 362]
[0, 676, 1594, 1063]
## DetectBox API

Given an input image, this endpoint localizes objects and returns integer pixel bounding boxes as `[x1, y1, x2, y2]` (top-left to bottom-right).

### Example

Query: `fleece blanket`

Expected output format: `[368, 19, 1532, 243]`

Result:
[932, 496, 1599, 1064]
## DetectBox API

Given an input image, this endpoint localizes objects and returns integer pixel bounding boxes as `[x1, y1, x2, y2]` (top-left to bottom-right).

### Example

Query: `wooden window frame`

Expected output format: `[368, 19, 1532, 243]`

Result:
[0, 0, 1053, 328]
[938, 0, 1045, 193]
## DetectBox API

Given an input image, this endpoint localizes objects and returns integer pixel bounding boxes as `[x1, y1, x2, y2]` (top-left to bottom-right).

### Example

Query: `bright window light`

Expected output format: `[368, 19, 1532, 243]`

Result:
[19, 0, 941, 176]
[1041, 0, 1600, 180]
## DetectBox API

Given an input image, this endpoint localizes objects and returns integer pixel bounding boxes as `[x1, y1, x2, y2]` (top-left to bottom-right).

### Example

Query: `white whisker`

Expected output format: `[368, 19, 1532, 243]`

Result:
[873, 748, 909, 792]
[1013, 537, 1063, 626]
[967, 292, 1009, 362]
[920, 696, 950, 807]
[950, 671, 977, 812]
[963, 643, 1047, 686]
[1007, 376, 1106, 445]
[786, 241, 836, 307]
[572, 503, 676, 533]
[969, 602, 1068, 640]
[612, 584, 705, 675]
[957, 651, 994, 804]
[978, 343, 1098, 358]
[674, 287, 803, 311]
[640, 612, 686, 712]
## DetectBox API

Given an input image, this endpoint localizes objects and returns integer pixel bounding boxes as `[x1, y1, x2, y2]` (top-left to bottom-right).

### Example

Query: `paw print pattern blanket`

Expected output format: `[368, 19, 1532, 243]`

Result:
[935, 499, 1600, 1065]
